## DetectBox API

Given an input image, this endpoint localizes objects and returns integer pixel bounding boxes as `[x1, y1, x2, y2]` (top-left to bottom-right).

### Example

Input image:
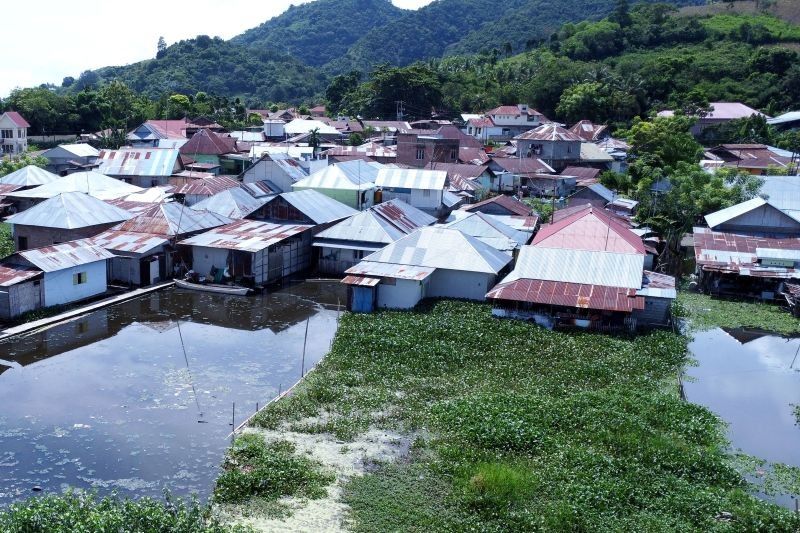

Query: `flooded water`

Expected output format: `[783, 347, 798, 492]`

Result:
[685, 328, 800, 505]
[0, 281, 345, 505]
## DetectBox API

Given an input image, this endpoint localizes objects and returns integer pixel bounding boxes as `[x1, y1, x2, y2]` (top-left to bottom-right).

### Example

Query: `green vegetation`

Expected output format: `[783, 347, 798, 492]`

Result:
[215, 433, 334, 505]
[0, 223, 14, 259]
[0, 153, 49, 178]
[232, 0, 403, 68]
[0, 491, 241, 533]
[248, 300, 799, 530]
[675, 291, 800, 335]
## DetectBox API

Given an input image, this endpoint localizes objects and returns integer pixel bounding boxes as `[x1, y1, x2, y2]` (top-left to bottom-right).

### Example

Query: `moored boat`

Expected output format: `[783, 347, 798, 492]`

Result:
[175, 279, 252, 296]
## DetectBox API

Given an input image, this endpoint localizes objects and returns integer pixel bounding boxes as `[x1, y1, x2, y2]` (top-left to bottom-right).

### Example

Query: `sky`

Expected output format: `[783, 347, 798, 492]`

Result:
[1, 0, 435, 98]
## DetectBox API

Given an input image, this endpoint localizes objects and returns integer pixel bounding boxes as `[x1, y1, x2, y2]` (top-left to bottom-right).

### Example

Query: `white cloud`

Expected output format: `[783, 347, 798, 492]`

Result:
[1, 0, 435, 98]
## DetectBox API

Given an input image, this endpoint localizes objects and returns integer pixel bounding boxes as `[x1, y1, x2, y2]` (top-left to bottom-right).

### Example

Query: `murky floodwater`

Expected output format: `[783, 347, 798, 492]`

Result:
[685, 327, 800, 506]
[0, 281, 345, 505]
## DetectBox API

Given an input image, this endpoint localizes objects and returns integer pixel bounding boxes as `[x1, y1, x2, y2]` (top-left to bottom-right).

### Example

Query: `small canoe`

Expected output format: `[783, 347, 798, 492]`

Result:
[175, 279, 252, 296]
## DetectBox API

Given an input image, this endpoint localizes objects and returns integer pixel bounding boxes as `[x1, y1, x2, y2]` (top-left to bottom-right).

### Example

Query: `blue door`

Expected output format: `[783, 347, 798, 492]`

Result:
[352, 286, 375, 313]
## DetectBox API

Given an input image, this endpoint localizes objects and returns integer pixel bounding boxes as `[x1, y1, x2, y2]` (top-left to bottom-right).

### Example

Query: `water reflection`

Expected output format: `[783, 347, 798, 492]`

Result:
[0, 281, 345, 505]
[685, 328, 800, 506]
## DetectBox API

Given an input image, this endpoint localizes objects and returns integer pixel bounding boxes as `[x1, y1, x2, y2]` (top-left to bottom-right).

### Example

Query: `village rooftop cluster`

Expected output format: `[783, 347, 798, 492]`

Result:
[0, 102, 799, 330]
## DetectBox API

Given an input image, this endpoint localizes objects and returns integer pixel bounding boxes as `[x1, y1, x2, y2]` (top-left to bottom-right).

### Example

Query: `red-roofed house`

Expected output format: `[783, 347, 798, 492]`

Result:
[461, 105, 550, 143]
[180, 129, 246, 174]
[533, 204, 645, 255]
[1, 112, 30, 156]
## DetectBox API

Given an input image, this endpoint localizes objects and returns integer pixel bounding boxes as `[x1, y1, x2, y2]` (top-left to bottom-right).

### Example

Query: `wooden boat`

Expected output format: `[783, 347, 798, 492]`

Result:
[175, 279, 252, 296]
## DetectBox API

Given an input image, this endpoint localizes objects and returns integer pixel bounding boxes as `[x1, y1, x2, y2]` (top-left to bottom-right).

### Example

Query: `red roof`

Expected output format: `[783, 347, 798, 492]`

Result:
[694, 227, 800, 275]
[560, 167, 601, 180]
[569, 120, 608, 142]
[516, 124, 582, 142]
[534, 205, 644, 254]
[144, 119, 189, 139]
[459, 147, 490, 164]
[487, 278, 644, 312]
[485, 106, 544, 118]
[3, 111, 30, 128]
[180, 129, 237, 156]
[463, 194, 532, 217]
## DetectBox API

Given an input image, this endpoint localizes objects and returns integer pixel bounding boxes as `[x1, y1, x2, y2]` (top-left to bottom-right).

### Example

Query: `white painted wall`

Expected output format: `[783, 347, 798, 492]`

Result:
[191, 247, 230, 278]
[377, 278, 427, 309]
[429, 270, 494, 301]
[43, 260, 107, 307]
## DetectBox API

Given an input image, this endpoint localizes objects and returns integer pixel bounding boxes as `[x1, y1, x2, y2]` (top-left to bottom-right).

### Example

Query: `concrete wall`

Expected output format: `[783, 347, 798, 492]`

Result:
[43, 260, 107, 307]
[190, 247, 230, 279]
[12, 223, 119, 251]
[429, 270, 494, 301]
[377, 278, 427, 309]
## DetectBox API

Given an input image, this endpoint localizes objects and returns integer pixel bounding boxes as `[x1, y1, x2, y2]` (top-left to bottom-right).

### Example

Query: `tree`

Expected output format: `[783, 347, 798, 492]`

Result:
[168, 94, 192, 119]
[247, 112, 264, 126]
[325, 71, 362, 115]
[157, 36, 167, 59]
[0, 152, 49, 177]
[308, 128, 321, 158]
[623, 115, 703, 175]
[348, 132, 364, 146]
[610, 0, 631, 28]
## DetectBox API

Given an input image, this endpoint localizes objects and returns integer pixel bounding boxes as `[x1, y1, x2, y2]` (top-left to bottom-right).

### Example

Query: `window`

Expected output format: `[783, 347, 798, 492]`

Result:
[353, 250, 366, 260]
[73, 272, 88, 285]
[1, 145, 12, 154]
[18, 129, 25, 138]
[17, 236, 27, 250]
[1, 129, 12, 139]
[422, 189, 431, 198]
[415, 147, 425, 160]
[450, 148, 457, 160]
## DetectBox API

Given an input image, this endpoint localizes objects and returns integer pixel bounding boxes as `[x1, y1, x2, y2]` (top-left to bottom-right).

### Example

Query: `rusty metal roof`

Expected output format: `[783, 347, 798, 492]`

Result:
[341, 275, 381, 287]
[97, 148, 181, 177]
[345, 261, 435, 281]
[178, 220, 313, 253]
[90, 230, 170, 254]
[116, 202, 232, 236]
[534, 205, 645, 254]
[17, 240, 116, 272]
[487, 278, 644, 313]
[171, 176, 240, 196]
[443, 212, 530, 253]
[0, 264, 41, 287]
[569, 120, 608, 142]
[515, 124, 582, 142]
[179, 129, 237, 156]
[693, 226, 800, 278]
[5, 192, 133, 229]
[463, 195, 532, 217]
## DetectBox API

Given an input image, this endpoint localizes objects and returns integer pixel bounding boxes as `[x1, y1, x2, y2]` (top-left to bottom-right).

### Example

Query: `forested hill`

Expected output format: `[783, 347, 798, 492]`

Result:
[231, 0, 404, 68]
[327, 0, 703, 73]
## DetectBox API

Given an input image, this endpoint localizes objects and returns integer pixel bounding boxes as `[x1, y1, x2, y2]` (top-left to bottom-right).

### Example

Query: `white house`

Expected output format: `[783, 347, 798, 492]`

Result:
[314, 199, 436, 274]
[343, 226, 512, 312]
[292, 160, 382, 210]
[4, 240, 114, 307]
[0, 112, 30, 156]
[374, 168, 450, 216]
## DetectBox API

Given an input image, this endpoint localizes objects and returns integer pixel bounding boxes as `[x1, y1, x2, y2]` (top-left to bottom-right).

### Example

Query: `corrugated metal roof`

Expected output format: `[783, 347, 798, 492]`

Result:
[18, 240, 115, 272]
[0, 264, 41, 287]
[637, 270, 677, 299]
[191, 187, 267, 219]
[241, 180, 280, 199]
[270, 190, 358, 224]
[117, 202, 232, 236]
[316, 199, 436, 245]
[705, 198, 769, 228]
[586, 183, 616, 203]
[171, 176, 240, 196]
[375, 169, 447, 191]
[45, 143, 99, 158]
[341, 275, 381, 287]
[515, 124, 582, 142]
[294, 160, 381, 191]
[97, 148, 180, 177]
[534, 205, 644, 254]
[756, 248, 800, 261]
[504, 246, 644, 289]
[463, 195, 533, 217]
[178, 220, 312, 253]
[0, 165, 60, 186]
[6, 192, 133, 229]
[90, 230, 169, 254]
[444, 212, 529, 253]
[124, 186, 174, 203]
[487, 278, 644, 312]
[7, 171, 144, 200]
[360, 227, 512, 274]
[485, 214, 539, 233]
[693, 226, 800, 279]
[768, 111, 800, 126]
[345, 261, 435, 280]
[284, 119, 340, 136]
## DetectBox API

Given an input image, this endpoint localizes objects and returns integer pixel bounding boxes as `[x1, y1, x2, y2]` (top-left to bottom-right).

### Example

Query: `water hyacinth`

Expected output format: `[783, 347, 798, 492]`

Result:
[248, 300, 800, 531]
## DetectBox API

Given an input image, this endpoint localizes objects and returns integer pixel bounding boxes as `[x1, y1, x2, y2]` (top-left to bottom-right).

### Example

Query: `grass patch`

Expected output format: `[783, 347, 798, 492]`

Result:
[247, 300, 800, 531]
[0, 491, 243, 532]
[675, 291, 800, 335]
[214, 433, 334, 505]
